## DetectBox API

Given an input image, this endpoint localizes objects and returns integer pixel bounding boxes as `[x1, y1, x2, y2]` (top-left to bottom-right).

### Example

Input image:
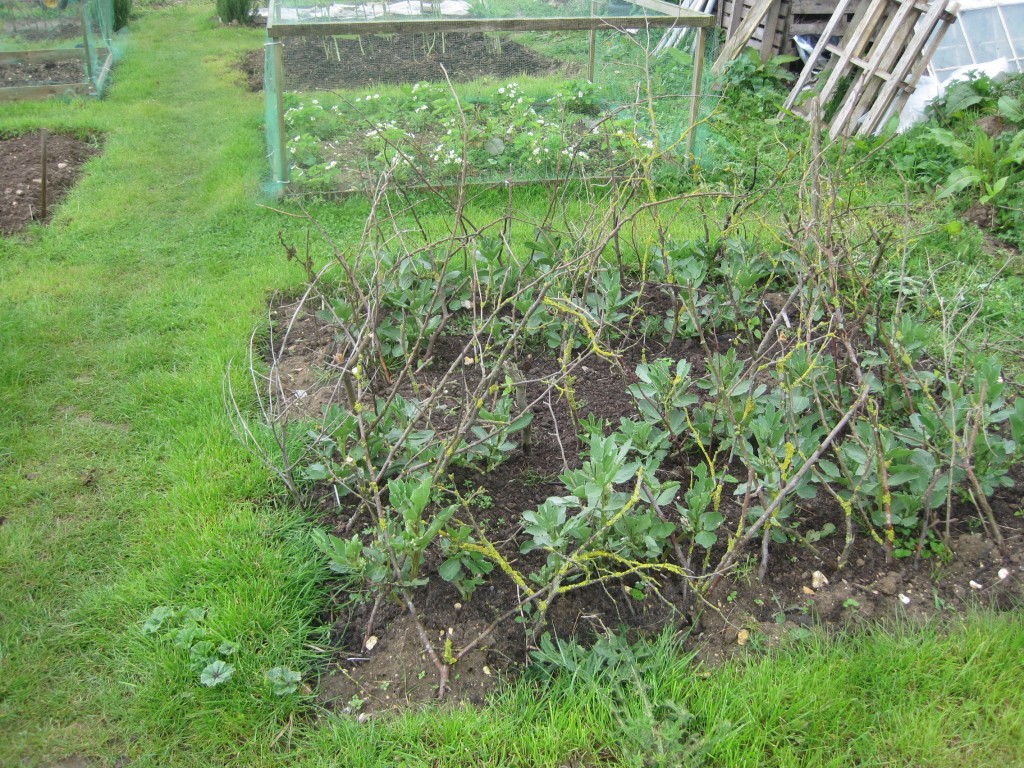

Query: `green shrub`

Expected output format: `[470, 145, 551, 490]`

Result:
[216, 0, 257, 24]
[112, 0, 131, 31]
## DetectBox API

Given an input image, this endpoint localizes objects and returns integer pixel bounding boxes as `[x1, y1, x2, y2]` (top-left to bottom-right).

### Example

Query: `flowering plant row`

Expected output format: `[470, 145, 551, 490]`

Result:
[283, 79, 667, 191]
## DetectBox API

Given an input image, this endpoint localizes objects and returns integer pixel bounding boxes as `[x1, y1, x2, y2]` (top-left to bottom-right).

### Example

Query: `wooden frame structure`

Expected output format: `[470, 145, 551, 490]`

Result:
[0, 0, 115, 102]
[264, 0, 714, 191]
[782, 0, 959, 138]
[713, 0, 863, 65]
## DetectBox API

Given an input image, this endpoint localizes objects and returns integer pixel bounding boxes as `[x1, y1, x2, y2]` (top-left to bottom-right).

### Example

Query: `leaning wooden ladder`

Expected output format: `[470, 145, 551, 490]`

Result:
[782, 0, 958, 138]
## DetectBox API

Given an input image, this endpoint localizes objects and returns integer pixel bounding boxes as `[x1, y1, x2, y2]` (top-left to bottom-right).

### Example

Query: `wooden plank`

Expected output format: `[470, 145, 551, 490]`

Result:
[268, 13, 714, 37]
[623, 0, 694, 16]
[789, 20, 846, 34]
[711, 0, 778, 73]
[0, 49, 85, 65]
[726, 0, 747, 36]
[760, 0, 784, 58]
[790, 0, 842, 13]
[0, 82, 91, 102]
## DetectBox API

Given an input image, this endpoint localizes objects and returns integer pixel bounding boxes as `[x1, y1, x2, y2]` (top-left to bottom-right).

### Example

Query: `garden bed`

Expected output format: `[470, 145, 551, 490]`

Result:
[244, 31, 570, 93]
[0, 130, 99, 235]
[0, 57, 85, 87]
[267, 290, 1024, 715]
[237, 169, 1024, 715]
[279, 78, 669, 194]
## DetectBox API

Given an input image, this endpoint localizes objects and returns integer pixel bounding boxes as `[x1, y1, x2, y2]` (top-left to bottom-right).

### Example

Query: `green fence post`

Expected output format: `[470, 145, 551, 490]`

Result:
[265, 38, 290, 195]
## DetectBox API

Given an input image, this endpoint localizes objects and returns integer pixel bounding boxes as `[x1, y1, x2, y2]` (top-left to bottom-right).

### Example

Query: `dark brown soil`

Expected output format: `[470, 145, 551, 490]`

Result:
[0, 58, 86, 88]
[0, 131, 99, 235]
[243, 32, 573, 92]
[271, 297, 1024, 717]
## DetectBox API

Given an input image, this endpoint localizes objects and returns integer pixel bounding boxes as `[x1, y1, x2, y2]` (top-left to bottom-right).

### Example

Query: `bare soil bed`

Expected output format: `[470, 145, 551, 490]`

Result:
[0, 58, 85, 88]
[270, 297, 1024, 717]
[243, 32, 573, 92]
[0, 131, 99, 235]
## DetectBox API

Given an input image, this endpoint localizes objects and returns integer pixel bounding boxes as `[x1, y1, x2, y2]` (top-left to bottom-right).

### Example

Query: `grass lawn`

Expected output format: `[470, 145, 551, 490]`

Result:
[1, 3, 1022, 766]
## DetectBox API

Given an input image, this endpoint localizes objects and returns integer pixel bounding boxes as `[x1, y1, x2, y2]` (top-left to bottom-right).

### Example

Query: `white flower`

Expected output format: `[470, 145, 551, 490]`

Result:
[577, 91, 584, 98]
[311, 99, 319, 105]
[293, 135, 301, 141]
[498, 87, 505, 94]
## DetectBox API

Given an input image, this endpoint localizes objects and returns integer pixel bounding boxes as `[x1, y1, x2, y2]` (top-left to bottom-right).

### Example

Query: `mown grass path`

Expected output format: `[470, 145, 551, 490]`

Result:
[0, 8, 331, 764]
[2, 7, 1023, 768]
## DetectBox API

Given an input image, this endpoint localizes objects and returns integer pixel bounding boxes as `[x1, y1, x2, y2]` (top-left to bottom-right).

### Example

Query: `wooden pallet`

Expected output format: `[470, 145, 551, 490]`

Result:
[782, 0, 958, 138]
[713, 0, 859, 68]
[718, 0, 790, 61]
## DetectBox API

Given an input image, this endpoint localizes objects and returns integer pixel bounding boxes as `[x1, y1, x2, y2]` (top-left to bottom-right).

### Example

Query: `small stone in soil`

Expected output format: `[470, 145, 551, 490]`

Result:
[875, 572, 900, 596]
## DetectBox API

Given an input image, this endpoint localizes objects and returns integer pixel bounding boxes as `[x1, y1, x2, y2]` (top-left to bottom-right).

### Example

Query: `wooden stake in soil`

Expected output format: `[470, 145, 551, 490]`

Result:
[40, 129, 48, 222]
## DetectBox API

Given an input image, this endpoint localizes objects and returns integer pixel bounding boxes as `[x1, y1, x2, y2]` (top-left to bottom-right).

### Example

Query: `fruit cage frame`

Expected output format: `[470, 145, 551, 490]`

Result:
[263, 0, 716, 195]
[0, 0, 117, 101]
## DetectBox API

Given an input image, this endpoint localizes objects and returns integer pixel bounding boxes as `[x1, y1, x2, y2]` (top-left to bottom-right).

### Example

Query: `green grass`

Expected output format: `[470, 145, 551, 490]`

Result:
[300, 615, 1024, 767]
[1, 4, 1023, 767]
